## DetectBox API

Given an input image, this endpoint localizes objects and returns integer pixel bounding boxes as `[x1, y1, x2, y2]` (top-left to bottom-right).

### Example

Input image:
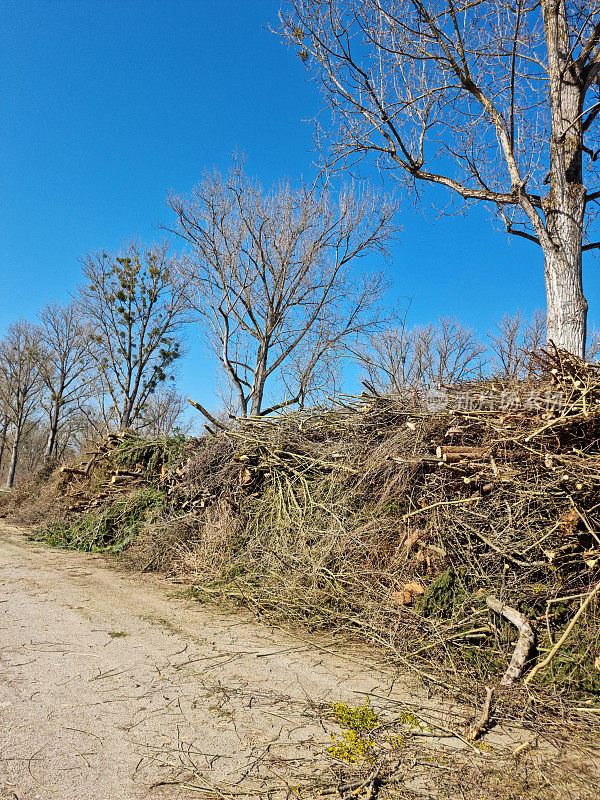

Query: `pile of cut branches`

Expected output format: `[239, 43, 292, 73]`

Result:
[156, 346, 600, 724]
[52, 430, 191, 513]
[19, 345, 600, 729]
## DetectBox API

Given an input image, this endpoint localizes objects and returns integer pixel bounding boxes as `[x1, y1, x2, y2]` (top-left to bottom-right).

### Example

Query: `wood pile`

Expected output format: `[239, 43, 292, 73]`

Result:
[57, 431, 158, 514]
[56, 430, 212, 517]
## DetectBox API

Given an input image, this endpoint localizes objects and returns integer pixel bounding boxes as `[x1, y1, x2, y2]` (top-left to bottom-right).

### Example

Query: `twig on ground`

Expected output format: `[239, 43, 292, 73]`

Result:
[468, 686, 494, 740]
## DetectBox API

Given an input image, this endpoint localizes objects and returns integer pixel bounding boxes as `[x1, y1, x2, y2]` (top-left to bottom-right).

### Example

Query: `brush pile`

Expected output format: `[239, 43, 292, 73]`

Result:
[54, 430, 199, 511]
[33, 345, 600, 717]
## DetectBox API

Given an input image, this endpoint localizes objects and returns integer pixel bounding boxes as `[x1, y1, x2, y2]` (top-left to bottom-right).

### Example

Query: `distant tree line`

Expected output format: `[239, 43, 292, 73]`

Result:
[0, 241, 192, 487]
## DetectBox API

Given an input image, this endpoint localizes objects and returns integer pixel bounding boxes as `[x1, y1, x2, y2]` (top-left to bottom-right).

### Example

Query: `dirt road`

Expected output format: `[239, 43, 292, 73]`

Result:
[0, 525, 411, 799]
[0, 525, 598, 800]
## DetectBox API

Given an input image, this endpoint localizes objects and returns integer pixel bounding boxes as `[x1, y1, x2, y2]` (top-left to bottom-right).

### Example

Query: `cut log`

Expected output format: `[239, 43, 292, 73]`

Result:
[111, 469, 141, 477]
[436, 445, 486, 463]
[110, 474, 142, 486]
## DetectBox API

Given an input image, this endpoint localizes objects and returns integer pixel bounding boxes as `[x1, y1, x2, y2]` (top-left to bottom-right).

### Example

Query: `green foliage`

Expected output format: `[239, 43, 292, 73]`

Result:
[537, 618, 600, 696]
[415, 567, 467, 619]
[329, 700, 379, 731]
[326, 729, 376, 764]
[112, 433, 187, 478]
[38, 487, 164, 552]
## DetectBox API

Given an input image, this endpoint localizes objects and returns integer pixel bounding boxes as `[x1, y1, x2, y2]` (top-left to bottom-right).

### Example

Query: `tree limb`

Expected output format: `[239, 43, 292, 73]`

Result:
[486, 595, 535, 686]
[187, 398, 228, 431]
[524, 580, 600, 686]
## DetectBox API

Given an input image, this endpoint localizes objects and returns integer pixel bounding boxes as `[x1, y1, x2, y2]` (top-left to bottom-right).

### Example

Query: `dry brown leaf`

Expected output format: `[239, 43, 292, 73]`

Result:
[404, 581, 425, 596]
[392, 581, 426, 605]
[239, 467, 253, 485]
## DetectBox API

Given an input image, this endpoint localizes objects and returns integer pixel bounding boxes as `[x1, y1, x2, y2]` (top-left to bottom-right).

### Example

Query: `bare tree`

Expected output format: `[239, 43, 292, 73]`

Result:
[134, 388, 192, 437]
[358, 316, 485, 392]
[70, 403, 112, 449]
[281, 0, 600, 357]
[51, 407, 103, 462]
[78, 241, 189, 430]
[16, 420, 51, 477]
[38, 301, 95, 460]
[167, 162, 398, 416]
[486, 310, 546, 380]
[0, 320, 44, 487]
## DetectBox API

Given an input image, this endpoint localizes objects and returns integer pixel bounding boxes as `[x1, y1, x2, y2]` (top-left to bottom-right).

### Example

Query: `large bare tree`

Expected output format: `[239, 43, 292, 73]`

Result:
[79, 241, 189, 430]
[281, 0, 600, 357]
[167, 163, 398, 416]
[0, 397, 9, 476]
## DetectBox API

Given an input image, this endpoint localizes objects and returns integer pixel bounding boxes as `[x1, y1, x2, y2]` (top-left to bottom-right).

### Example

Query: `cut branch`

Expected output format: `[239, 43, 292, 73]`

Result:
[486, 595, 535, 686]
[468, 686, 494, 740]
[187, 398, 228, 431]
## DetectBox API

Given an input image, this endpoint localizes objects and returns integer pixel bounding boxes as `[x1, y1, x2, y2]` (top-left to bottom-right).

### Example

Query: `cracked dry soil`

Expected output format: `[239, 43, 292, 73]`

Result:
[0, 525, 598, 800]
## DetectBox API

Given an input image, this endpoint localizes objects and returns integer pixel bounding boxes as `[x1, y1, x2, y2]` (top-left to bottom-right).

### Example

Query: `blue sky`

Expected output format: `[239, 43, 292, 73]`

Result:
[2, 0, 599, 415]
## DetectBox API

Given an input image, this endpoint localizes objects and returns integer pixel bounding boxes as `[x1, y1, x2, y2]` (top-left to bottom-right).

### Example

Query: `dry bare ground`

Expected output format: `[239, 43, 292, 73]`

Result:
[0, 525, 598, 800]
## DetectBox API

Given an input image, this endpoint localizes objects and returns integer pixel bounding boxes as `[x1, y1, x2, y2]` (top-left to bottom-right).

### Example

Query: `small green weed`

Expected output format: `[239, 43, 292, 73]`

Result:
[326, 700, 379, 765]
[329, 699, 380, 731]
[327, 729, 376, 764]
[394, 709, 420, 727]
[388, 734, 407, 749]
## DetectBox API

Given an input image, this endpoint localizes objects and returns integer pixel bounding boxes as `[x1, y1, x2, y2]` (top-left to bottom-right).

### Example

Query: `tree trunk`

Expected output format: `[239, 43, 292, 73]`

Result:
[250, 351, 268, 416]
[543, 234, 587, 358]
[6, 427, 21, 489]
[44, 426, 57, 460]
[542, 0, 588, 358]
[121, 398, 133, 430]
[0, 417, 8, 472]
[44, 401, 60, 460]
[250, 370, 266, 416]
[250, 385, 265, 417]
